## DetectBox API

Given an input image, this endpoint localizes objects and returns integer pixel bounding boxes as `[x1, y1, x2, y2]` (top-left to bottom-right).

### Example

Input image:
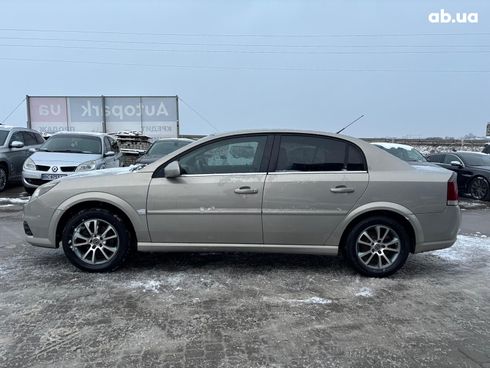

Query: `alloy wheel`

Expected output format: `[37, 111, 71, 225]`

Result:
[470, 177, 489, 200]
[70, 219, 119, 265]
[356, 225, 401, 270]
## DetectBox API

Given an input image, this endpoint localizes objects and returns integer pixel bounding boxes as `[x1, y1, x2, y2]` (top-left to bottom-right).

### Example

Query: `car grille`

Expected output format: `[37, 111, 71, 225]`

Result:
[35, 165, 50, 172]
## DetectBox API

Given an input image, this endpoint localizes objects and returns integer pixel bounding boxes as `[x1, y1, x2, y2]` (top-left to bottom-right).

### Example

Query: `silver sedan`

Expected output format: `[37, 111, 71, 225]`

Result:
[23, 130, 461, 277]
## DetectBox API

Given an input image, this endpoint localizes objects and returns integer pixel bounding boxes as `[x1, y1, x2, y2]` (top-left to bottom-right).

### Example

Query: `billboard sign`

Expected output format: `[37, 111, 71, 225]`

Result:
[27, 96, 179, 139]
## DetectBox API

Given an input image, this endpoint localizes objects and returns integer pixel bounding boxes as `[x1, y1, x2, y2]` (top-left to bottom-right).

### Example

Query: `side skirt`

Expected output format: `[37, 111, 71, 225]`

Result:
[137, 242, 339, 256]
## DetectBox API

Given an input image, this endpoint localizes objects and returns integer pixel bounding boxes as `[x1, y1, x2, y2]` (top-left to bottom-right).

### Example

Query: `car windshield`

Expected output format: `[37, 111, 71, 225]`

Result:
[147, 140, 191, 156]
[0, 130, 8, 146]
[376, 145, 427, 162]
[39, 135, 102, 154]
[459, 153, 490, 166]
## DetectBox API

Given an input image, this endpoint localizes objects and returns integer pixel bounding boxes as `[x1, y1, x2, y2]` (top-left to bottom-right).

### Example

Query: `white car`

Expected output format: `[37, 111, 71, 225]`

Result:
[371, 142, 431, 166]
[23, 132, 121, 194]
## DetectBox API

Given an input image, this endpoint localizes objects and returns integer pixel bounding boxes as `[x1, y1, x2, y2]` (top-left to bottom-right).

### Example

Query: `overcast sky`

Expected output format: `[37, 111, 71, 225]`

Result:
[0, 0, 489, 138]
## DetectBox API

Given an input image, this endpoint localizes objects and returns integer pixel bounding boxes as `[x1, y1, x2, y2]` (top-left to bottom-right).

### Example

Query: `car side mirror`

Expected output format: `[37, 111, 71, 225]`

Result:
[450, 160, 463, 168]
[104, 151, 115, 157]
[28, 147, 38, 153]
[164, 161, 181, 178]
[10, 141, 24, 148]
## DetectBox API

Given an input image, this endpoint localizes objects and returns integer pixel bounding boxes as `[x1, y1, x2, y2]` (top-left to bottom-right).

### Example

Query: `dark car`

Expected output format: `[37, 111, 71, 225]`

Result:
[427, 151, 490, 200]
[483, 143, 490, 154]
[0, 126, 44, 192]
[135, 138, 193, 165]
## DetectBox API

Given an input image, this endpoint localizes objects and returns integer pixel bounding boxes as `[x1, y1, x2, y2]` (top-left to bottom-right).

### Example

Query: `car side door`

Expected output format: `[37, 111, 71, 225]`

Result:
[7, 131, 28, 180]
[262, 134, 369, 245]
[440, 154, 470, 191]
[146, 134, 273, 244]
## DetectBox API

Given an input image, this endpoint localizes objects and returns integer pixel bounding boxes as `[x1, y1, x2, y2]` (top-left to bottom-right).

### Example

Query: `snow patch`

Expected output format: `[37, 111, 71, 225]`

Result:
[0, 197, 30, 205]
[433, 234, 490, 262]
[263, 296, 332, 305]
[128, 280, 162, 293]
[355, 287, 373, 298]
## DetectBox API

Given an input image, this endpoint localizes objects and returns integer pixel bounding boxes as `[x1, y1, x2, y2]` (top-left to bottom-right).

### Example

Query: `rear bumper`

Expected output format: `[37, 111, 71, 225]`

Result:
[413, 205, 461, 253]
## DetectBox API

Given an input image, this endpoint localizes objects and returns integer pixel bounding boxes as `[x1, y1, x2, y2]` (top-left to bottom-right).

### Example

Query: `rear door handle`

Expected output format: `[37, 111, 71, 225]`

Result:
[330, 185, 355, 194]
[234, 186, 258, 195]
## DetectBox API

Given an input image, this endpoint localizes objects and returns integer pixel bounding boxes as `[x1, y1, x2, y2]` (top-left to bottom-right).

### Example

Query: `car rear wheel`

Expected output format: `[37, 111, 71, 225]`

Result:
[469, 176, 489, 201]
[62, 208, 131, 272]
[0, 166, 7, 192]
[344, 216, 410, 277]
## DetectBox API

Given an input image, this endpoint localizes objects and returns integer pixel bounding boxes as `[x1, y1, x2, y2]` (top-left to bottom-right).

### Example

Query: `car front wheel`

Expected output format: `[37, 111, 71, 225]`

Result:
[62, 208, 131, 272]
[344, 216, 410, 277]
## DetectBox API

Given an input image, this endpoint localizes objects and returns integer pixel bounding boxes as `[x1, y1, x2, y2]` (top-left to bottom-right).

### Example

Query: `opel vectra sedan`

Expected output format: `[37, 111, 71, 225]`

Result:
[23, 130, 461, 277]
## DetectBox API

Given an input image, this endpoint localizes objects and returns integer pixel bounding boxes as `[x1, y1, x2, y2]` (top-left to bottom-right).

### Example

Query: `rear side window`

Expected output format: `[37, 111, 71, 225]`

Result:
[22, 132, 38, 146]
[109, 137, 120, 153]
[275, 135, 365, 172]
[34, 133, 44, 144]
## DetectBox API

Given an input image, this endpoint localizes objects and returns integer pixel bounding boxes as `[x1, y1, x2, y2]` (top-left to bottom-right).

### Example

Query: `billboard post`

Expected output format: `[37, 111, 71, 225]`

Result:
[26, 95, 179, 139]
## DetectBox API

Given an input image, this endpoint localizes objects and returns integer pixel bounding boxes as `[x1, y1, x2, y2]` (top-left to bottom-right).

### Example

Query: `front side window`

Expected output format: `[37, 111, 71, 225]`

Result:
[444, 154, 462, 165]
[276, 135, 365, 172]
[40, 135, 102, 154]
[9, 131, 24, 145]
[179, 136, 267, 175]
[427, 154, 444, 163]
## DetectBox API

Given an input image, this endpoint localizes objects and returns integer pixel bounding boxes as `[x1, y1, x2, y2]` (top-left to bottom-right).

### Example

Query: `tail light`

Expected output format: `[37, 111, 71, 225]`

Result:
[447, 175, 458, 206]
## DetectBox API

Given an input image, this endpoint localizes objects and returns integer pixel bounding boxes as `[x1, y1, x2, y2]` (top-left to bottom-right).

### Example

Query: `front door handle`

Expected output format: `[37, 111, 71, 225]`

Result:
[234, 186, 258, 195]
[330, 185, 355, 194]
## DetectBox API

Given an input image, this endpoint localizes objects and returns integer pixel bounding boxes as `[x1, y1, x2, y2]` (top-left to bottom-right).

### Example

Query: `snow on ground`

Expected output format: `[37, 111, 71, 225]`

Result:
[355, 287, 374, 297]
[432, 234, 490, 262]
[0, 197, 30, 207]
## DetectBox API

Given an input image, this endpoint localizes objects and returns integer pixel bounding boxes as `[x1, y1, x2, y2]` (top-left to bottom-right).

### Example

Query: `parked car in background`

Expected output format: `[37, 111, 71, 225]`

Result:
[23, 132, 121, 194]
[371, 142, 431, 166]
[427, 151, 490, 200]
[0, 126, 44, 192]
[483, 143, 490, 154]
[135, 138, 193, 165]
[24, 130, 460, 277]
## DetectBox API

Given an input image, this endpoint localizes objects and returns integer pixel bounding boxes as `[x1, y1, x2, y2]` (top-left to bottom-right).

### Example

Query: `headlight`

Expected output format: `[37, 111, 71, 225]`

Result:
[30, 181, 59, 200]
[75, 160, 97, 172]
[23, 157, 36, 171]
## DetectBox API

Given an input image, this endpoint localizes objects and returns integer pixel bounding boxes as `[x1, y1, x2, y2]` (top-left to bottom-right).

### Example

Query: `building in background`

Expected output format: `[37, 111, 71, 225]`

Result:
[26, 96, 179, 140]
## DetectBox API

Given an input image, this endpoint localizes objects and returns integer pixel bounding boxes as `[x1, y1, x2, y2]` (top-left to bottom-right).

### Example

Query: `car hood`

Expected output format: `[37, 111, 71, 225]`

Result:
[60, 166, 136, 180]
[30, 152, 101, 166]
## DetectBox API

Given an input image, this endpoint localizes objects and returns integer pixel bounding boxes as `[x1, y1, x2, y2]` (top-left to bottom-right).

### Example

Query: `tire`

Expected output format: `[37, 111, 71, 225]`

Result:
[0, 166, 7, 192]
[468, 176, 489, 201]
[344, 216, 410, 277]
[24, 186, 35, 195]
[62, 208, 131, 272]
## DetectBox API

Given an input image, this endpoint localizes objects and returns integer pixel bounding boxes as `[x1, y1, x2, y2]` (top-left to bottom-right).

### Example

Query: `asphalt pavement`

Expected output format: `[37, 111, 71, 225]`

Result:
[0, 185, 489, 368]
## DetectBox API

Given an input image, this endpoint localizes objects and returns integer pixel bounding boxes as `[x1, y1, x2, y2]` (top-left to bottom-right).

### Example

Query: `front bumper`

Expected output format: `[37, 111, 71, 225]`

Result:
[23, 169, 73, 189]
[23, 196, 62, 248]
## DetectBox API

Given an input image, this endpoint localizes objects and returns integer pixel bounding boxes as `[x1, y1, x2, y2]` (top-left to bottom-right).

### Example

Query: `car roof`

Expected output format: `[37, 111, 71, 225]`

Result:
[371, 142, 415, 150]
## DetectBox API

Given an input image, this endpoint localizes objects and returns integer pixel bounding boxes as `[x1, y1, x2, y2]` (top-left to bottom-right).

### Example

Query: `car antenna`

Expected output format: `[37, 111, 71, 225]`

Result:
[336, 114, 365, 134]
